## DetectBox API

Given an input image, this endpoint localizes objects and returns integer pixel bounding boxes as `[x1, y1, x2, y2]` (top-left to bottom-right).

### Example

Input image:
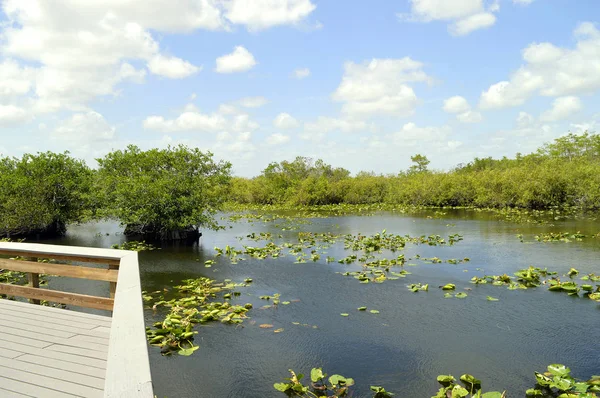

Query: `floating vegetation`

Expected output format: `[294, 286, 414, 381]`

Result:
[111, 240, 158, 251]
[144, 276, 252, 356]
[273, 368, 360, 398]
[273, 364, 599, 397]
[408, 283, 429, 292]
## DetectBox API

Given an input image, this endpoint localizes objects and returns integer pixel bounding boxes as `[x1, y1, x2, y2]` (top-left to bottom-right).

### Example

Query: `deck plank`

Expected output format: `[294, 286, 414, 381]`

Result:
[0, 340, 107, 369]
[0, 298, 112, 323]
[0, 387, 32, 398]
[0, 306, 106, 332]
[0, 315, 110, 338]
[0, 356, 105, 390]
[17, 354, 106, 379]
[0, 375, 78, 398]
[0, 364, 103, 397]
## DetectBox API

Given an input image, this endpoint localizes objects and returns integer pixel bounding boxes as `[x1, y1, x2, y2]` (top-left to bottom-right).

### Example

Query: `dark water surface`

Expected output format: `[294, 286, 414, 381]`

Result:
[47, 210, 600, 397]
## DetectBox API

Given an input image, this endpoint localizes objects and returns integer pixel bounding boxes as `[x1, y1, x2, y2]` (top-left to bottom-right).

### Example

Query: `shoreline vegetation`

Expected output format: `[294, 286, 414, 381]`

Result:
[1, 132, 600, 240]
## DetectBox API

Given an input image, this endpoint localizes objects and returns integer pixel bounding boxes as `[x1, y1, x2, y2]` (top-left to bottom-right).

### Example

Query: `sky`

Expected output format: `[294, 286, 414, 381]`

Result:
[0, 0, 600, 176]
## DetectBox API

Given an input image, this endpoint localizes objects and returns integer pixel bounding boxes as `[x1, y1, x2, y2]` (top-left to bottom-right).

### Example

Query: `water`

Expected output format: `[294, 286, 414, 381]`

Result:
[46, 211, 600, 397]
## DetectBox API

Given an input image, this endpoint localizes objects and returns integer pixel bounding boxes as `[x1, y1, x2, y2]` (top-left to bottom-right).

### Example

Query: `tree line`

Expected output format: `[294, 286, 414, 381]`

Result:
[1, 132, 599, 240]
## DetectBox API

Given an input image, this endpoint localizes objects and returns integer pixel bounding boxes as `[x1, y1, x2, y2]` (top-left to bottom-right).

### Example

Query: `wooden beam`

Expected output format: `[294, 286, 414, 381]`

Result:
[27, 263, 40, 305]
[0, 259, 119, 283]
[104, 252, 153, 397]
[0, 284, 114, 311]
[0, 242, 124, 266]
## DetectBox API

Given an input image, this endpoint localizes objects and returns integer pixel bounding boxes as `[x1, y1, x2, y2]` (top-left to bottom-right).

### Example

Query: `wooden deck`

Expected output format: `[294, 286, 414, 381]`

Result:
[0, 242, 153, 398]
[0, 299, 110, 397]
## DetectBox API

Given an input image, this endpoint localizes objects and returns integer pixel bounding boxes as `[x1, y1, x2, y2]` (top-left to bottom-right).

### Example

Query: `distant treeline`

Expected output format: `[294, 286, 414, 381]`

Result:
[229, 132, 600, 209]
[1, 133, 599, 239]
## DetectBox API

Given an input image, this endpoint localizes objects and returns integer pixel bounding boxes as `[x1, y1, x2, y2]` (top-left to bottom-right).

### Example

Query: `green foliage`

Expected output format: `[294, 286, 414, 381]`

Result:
[97, 145, 231, 237]
[228, 132, 600, 210]
[0, 151, 93, 237]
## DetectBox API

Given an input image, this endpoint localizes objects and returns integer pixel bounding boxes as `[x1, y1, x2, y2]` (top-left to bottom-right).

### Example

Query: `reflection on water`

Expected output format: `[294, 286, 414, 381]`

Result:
[40, 212, 600, 397]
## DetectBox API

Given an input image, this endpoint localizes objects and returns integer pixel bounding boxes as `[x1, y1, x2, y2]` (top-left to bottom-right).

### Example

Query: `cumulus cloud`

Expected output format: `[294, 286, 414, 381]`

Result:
[443, 96, 482, 123]
[148, 54, 200, 79]
[293, 68, 311, 79]
[52, 111, 116, 142]
[400, 0, 498, 36]
[516, 111, 535, 128]
[0, 104, 29, 126]
[273, 113, 300, 129]
[332, 57, 432, 118]
[480, 22, 600, 109]
[540, 96, 582, 122]
[224, 0, 317, 31]
[301, 116, 371, 142]
[443, 96, 470, 114]
[215, 46, 257, 73]
[143, 106, 259, 133]
[0, 1, 315, 115]
[266, 133, 291, 146]
[238, 96, 268, 108]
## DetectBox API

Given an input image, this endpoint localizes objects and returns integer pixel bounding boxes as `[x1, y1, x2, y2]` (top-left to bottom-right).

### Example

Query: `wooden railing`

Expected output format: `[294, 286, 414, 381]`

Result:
[0, 241, 153, 398]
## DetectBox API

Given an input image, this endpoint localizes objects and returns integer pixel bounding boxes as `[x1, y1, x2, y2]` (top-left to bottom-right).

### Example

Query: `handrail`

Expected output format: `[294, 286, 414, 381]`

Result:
[0, 242, 153, 397]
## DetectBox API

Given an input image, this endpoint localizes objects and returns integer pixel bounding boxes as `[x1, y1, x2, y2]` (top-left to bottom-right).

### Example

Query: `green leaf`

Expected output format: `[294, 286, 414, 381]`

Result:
[451, 385, 469, 398]
[273, 383, 290, 392]
[177, 345, 199, 356]
[357, 306, 367, 311]
[442, 283, 456, 290]
[340, 313, 349, 317]
[437, 374, 455, 385]
[486, 296, 499, 301]
[460, 374, 481, 386]
[329, 374, 347, 386]
[525, 389, 543, 397]
[455, 292, 468, 299]
[481, 393, 504, 398]
[311, 368, 325, 383]
[548, 364, 571, 377]
[369, 309, 380, 314]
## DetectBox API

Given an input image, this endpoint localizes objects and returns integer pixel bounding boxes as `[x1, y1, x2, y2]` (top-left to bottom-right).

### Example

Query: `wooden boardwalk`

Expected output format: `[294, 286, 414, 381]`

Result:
[0, 299, 110, 397]
[0, 242, 153, 398]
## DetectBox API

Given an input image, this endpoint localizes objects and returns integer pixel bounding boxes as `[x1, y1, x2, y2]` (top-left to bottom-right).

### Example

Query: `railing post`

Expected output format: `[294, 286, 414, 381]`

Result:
[109, 264, 118, 299]
[27, 257, 40, 304]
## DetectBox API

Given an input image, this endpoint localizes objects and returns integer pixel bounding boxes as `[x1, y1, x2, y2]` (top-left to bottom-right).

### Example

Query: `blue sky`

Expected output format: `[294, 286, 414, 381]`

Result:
[0, 0, 599, 176]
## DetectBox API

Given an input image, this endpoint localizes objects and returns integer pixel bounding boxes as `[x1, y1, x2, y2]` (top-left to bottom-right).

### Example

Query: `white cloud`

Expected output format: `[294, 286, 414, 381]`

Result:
[332, 57, 432, 118]
[0, 2, 202, 113]
[266, 133, 291, 146]
[238, 96, 268, 108]
[215, 46, 257, 73]
[449, 12, 496, 36]
[143, 105, 259, 133]
[273, 113, 300, 129]
[231, 114, 259, 132]
[513, 0, 534, 4]
[302, 116, 370, 142]
[0, 104, 28, 126]
[293, 68, 310, 79]
[456, 110, 483, 123]
[224, 0, 317, 31]
[443, 96, 482, 123]
[516, 111, 535, 128]
[401, 0, 498, 36]
[540, 96, 582, 122]
[143, 112, 227, 133]
[406, 0, 484, 21]
[387, 122, 450, 144]
[0, 60, 35, 97]
[148, 54, 200, 79]
[443, 96, 470, 113]
[480, 22, 600, 109]
[52, 111, 116, 142]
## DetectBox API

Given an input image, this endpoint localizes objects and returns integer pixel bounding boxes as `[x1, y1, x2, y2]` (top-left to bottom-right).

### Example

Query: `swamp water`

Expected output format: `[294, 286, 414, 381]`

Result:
[44, 210, 600, 397]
